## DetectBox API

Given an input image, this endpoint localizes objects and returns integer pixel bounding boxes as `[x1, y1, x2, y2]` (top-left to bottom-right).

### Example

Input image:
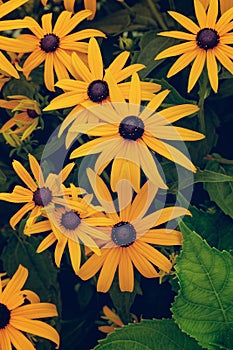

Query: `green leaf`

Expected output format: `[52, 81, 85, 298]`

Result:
[172, 222, 233, 349]
[204, 160, 233, 219]
[94, 319, 202, 349]
[0, 168, 6, 185]
[184, 206, 233, 251]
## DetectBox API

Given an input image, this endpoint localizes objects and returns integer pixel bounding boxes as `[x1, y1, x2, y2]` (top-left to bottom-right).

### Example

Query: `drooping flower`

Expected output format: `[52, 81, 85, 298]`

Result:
[0, 0, 34, 79]
[0, 154, 75, 229]
[98, 306, 124, 334]
[154, 0, 233, 92]
[78, 169, 189, 292]
[0, 265, 59, 350]
[0, 95, 41, 143]
[24, 185, 112, 274]
[44, 37, 160, 146]
[69, 73, 203, 191]
[14, 10, 105, 91]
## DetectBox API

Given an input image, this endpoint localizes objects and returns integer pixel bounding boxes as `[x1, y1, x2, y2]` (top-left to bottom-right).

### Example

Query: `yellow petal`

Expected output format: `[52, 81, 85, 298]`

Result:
[141, 229, 182, 245]
[12, 159, 37, 191]
[97, 248, 121, 292]
[68, 239, 81, 274]
[194, 0, 207, 27]
[84, 0, 97, 20]
[206, 0, 218, 27]
[78, 249, 108, 280]
[167, 50, 198, 78]
[0, 51, 19, 79]
[10, 202, 35, 230]
[1, 265, 28, 304]
[158, 31, 195, 40]
[6, 325, 35, 350]
[11, 303, 58, 319]
[88, 37, 103, 80]
[41, 13, 52, 33]
[206, 50, 218, 92]
[188, 49, 206, 92]
[44, 54, 55, 92]
[118, 248, 134, 292]
[155, 41, 196, 60]
[28, 154, 44, 187]
[37, 233, 57, 253]
[168, 10, 200, 33]
[128, 245, 159, 278]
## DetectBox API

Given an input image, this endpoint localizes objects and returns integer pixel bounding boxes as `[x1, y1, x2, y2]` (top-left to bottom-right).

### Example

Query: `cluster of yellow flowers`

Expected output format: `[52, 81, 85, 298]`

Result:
[0, 0, 233, 348]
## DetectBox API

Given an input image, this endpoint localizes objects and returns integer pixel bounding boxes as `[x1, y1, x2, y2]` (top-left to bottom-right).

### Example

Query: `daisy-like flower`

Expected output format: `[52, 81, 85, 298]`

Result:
[24, 185, 111, 274]
[0, 154, 76, 229]
[0, 265, 59, 350]
[78, 169, 189, 293]
[154, 0, 233, 92]
[0, 0, 34, 79]
[14, 10, 105, 91]
[69, 72, 203, 191]
[43, 37, 161, 145]
[0, 95, 41, 142]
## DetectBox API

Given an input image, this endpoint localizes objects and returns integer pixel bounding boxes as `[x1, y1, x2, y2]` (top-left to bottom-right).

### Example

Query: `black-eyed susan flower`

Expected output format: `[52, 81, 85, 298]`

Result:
[69, 73, 203, 191]
[78, 169, 189, 293]
[0, 0, 34, 79]
[0, 265, 59, 350]
[0, 95, 41, 143]
[43, 37, 161, 145]
[154, 0, 233, 92]
[24, 185, 111, 274]
[15, 10, 105, 91]
[0, 154, 76, 229]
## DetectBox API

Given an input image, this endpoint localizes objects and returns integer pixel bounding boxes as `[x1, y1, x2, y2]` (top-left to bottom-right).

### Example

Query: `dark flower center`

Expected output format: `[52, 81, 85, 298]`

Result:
[119, 116, 144, 140]
[87, 80, 109, 102]
[33, 187, 52, 207]
[196, 28, 220, 50]
[61, 211, 81, 230]
[111, 221, 136, 247]
[40, 34, 60, 53]
[0, 303, 11, 329]
[27, 109, 38, 119]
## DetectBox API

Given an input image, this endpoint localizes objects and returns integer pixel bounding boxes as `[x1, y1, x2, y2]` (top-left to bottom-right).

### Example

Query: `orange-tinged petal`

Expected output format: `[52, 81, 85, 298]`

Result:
[168, 10, 200, 34]
[44, 54, 55, 92]
[206, 0, 218, 27]
[155, 41, 196, 60]
[188, 49, 206, 92]
[78, 249, 108, 280]
[194, 0, 207, 27]
[167, 50, 198, 78]
[128, 246, 160, 278]
[97, 248, 121, 292]
[28, 154, 44, 187]
[11, 303, 58, 319]
[54, 237, 67, 267]
[206, 50, 218, 92]
[220, 0, 233, 14]
[10, 318, 60, 348]
[10, 202, 35, 229]
[68, 239, 81, 274]
[0, 52, 19, 79]
[84, 0, 97, 20]
[141, 229, 182, 245]
[37, 233, 57, 253]
[1, 265, 28, 304]
[12, 160, 37, 191]
[64, 0, 75, 12]
[7, 325, 35, 350]
[42, 13, 52, 33]
[118, 248, 134, 292]
[0, 329, 11, 350]
[23, 49, 46, 78]
[88, 37, 103, 80]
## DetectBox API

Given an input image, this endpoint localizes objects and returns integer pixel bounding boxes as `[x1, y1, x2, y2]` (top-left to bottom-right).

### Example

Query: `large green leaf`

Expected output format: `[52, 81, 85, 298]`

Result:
[183, 206, 233, 251]
[204, 160, 233, 219]
[172, 222, 233, 349]
[94, 319, 201, 349]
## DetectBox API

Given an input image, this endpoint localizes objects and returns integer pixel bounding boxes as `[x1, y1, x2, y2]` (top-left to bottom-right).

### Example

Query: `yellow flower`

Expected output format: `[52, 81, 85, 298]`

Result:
[78, 169, 189, 293]
[24, 185, 112, 274]
[154, 0, 233, 92]
[0, 154, 75, 229]
[200, 0, 233, 13]
[0, 0, 34, 79]
[14, 10, 105, 91]
[0, 265, 59, 350]
[84, 0, 96, 20]
[0, 95, 41, 143]
[43, 37, 161, 146]
[69, 73, 203, 191]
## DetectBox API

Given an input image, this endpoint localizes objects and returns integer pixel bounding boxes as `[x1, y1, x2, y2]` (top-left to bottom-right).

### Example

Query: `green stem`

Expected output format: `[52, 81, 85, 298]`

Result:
[205, 154, 233, 164]
[197, 71, 209, 135]
[146, 0, 168, 30]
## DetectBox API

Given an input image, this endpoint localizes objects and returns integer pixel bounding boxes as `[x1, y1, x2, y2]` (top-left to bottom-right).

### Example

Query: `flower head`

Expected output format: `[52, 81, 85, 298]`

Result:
[24, 185, 112, 274]
[78, 169, 189, 292]
[14, 10, 105, 91]
[0, 265, 59, 350]
[44, 37, 160, 146]
[0, 154, 75, 229]
[155, 0, 233, 92]
[69, 73, 203, 191]
[0, 95, 41, 143]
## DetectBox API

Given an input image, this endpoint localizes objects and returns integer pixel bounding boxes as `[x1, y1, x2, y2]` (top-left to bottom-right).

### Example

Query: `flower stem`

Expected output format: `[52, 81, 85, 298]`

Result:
[146, 0, 168, 30]
[197, 70, 210, 135]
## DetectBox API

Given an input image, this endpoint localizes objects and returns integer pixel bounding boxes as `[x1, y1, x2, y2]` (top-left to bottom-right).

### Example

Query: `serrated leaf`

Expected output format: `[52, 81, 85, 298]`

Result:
[204, 161, 233, 219]
[173, 222, 233, 350]
[183, 206, 233, 251]
[94, 319, 202, 350]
